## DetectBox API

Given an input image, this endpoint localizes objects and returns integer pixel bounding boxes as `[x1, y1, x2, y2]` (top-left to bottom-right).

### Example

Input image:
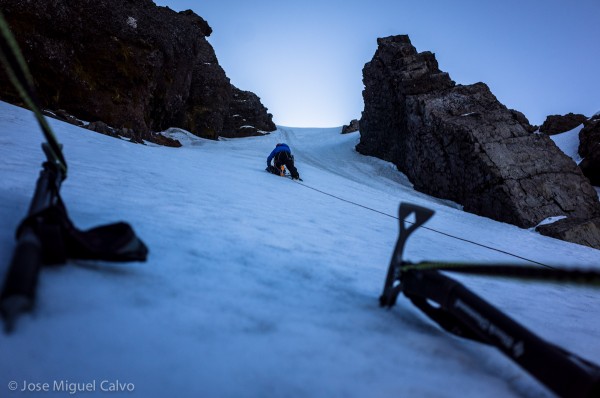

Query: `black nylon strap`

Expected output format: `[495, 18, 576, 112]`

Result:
[16, 194, 148, 263]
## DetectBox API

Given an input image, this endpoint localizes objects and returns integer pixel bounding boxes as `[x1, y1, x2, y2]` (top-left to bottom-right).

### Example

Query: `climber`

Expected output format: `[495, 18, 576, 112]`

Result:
[266, 143, 301, 180]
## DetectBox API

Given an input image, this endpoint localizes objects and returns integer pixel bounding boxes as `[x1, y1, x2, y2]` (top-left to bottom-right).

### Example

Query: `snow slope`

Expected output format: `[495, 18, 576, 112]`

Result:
[549, 121, 599, 198]
[550, 124, 584, 165]
[1, 101, 600, 398]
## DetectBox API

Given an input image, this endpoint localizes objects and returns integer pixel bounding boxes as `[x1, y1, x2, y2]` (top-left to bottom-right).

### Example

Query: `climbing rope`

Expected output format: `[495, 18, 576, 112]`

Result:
[293, 180, 553, 268]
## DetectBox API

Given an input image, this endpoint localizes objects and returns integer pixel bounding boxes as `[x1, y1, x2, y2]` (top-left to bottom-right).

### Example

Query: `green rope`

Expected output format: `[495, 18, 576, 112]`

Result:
[0, 11, 67, 176]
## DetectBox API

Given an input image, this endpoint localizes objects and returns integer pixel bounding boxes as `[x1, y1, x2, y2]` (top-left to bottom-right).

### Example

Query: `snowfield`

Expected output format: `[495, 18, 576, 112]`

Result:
[1, 100, 599, 398]
[550, 124, 584, 165]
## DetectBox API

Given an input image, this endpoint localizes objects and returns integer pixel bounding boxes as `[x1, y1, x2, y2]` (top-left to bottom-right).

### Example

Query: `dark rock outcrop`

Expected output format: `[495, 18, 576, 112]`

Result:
[221, 87, 276, 137]
[42, 109, 85, 127]
[510, 109, 538, 134]
[86, 121, 118, 138]
[540, 113, 588, 135]
[146, 131, 183, 148]
[0, 0, 275, 141]
[341, 119, 360, 134]
[578, 115, 600, 185]
[537, 217, 600, 248]
[358, 35, 600, 248]
[84, 119, 180, 146]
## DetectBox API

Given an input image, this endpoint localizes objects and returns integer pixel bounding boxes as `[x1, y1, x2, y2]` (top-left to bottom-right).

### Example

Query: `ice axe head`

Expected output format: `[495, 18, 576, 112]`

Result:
[379, 203, 435, 308]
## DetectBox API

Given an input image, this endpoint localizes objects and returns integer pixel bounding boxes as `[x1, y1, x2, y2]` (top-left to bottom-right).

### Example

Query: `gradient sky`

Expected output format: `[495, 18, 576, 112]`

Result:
[154, 0, 599, 127]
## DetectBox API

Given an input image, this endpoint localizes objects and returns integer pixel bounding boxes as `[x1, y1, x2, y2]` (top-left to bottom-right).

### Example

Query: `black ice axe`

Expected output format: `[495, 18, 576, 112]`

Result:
[0, 11, 148, 333]
[381, 202, 600, 398]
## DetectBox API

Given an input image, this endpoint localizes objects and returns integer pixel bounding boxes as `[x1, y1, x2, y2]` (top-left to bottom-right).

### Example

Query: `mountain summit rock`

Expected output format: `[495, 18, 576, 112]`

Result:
[0, 0, 275, 139]
[357, 35, 600, 248]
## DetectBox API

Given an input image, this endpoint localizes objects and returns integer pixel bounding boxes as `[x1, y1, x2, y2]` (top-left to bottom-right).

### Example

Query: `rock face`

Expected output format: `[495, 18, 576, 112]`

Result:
[0, 0, 275, 140]
[537, 217, 600, 248]
[358, 35, 600, 248]
[540, 113, 588, 135]
[578, 115, 600, 186]
[221, 87, 276, 138]
[341, 119, 360, 134]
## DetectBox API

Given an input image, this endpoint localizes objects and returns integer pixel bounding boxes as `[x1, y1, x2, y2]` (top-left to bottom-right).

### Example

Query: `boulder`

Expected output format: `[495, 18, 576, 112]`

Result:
[341, 119, 360, 134]
[221, 87, 276, 137]
[146, 132, 183, 148]
[0, 0, 275, 140]
[537, 217, 600, 250]
[42, 109, 85, 127]
[85, 121, 146, 143]
[540, 113, 588, 135]
[86, 121, 118, 138]
[358, 35, 600, 248]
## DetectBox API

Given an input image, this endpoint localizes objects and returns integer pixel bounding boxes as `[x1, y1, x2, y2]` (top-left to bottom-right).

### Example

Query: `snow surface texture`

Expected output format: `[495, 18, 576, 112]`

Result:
[1, 101, 599, 397]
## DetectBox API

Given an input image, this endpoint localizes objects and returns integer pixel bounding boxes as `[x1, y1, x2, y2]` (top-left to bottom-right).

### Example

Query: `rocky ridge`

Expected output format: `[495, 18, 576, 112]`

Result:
[357, 35, 600, 248]
[540, 113, 588, 135]
[0, 0, 275, 143]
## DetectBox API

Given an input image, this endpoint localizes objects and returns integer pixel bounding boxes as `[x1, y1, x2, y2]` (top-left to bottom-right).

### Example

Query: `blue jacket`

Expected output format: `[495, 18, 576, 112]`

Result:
[267, 143, 291, 165]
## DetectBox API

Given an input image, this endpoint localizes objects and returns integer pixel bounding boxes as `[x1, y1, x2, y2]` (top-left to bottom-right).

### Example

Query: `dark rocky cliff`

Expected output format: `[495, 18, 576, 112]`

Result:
[0, 0, 275, 140]
[221, 86, 276, 138]
[357, 35, 600, 248]
[341, 119, 359, 134]
[578, 115, 600, 186]
[539, 113, 588, 135]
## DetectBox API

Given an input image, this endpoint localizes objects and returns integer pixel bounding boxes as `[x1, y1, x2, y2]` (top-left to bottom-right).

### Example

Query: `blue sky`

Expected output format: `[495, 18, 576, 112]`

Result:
[154, 0, 600, 127]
